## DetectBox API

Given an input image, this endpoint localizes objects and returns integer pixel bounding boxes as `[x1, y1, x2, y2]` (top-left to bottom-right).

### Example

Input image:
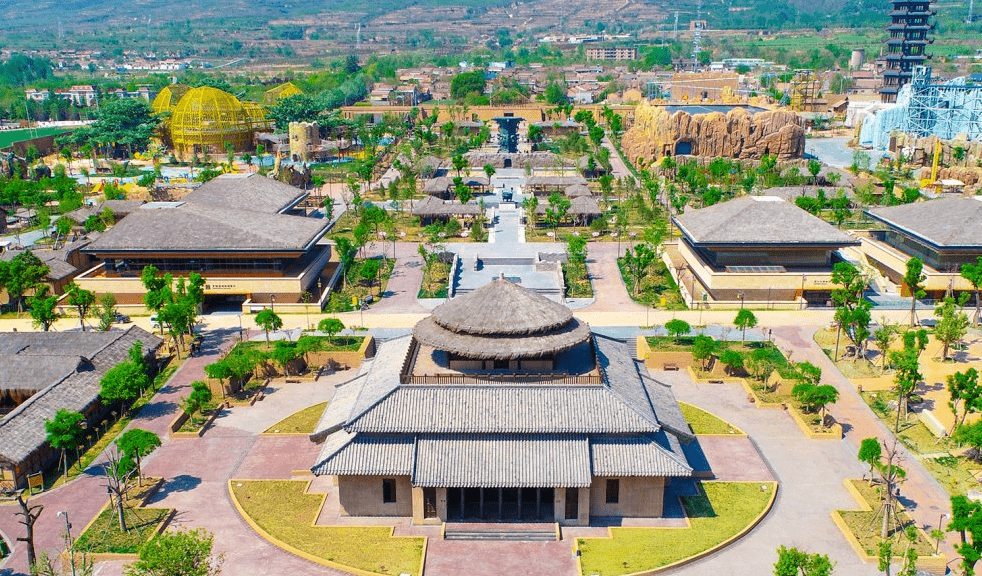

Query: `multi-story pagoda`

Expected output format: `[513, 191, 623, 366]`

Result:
[881, 0, 935, 102]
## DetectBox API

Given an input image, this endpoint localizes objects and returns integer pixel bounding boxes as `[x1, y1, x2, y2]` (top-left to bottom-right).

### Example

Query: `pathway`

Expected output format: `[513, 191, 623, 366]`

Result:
[579, 242, 649, 316]
[0, 327, 242, 576]
[601, 136, 632, 180]
[369, 241, 429, 314]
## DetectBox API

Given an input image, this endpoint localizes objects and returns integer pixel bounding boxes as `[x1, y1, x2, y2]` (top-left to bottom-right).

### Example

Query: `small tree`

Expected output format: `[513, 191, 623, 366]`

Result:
[622, 243, 656, 296]
[28, 289, 60, 332]
[483, 163, 496, 181]
[45, 409, 86, 479]
[123, 528, 224, 576]
[890, 346, 923, 423]
[665, 319, 691, 343]
[360, 258, 381, 297]
[949, 368, 982, 434]
[720, 350, 744, 375]
[903, 257, 926, 327]
[773, 545, 834, 576]
[65, 282, 96, 332]
[948, 495, 982, 576]
[255, 309, 283, 346]
[182, 381, 213, 420]
[116, 429, 161, 487]
[96, 293, 118, 331]
[734, 309, 758, 342]
[858, 437, 882, 484]
[691, 335, 716, 370]
[318, 318, 345, 341]
[792, 383, 839, 428]
[873, 322, 898, 370]
[960, 256, 982, 325]
[934, 297, 969, 361]
[104, 449, 134, 531]
[796, 361, 822, 386]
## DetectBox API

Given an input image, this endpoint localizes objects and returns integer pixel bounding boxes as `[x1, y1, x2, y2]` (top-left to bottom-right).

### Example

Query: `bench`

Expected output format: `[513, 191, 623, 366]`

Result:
[285, 378, 301, 383]
[708, 379, 724, 384]
[663, 363, 679, 371]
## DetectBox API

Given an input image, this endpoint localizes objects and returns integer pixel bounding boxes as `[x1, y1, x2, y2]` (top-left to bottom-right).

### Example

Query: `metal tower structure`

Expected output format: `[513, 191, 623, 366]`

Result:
[880, 0, 935, 102]
[898, 66, 982, 140]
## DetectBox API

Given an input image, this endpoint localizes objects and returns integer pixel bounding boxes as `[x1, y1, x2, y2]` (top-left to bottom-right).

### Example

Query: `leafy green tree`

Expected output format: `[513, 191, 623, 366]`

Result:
[544, 81, 567, 105]
[450, 71, 487, 100]
[796, 361, 823, 386]
[773, 545, 834, 576]
[334, 237, 358, 289]
[961, 256, 982, 325]
[949, 368, 982, 434]
[99, 348, 150, 405]
[734, 309, 757, 342]
[831, 261, 872, 360]
[360, 258, 381, 296]
[903, 257, 926, 327]
[622, 243, 656, 295]
[96, 293, 118, 331]
[691, 335, 716, 370]
[0, 251, 50, 312]
[181, 381, 213, 419]
[28, 288, 60, 331]
[934, 297, 969, 361]
[483, 163, 496, 181]
[266, 93, 321, 131]
[955, 421, 982, 457]
[720, 350, 744, 375]
[747, 347, 779, 383]
[116, 429, 161, 486]
[890, 346, 923, 425]
[948, 495, 982, 576]
[791, 383, 839, 427]
[544, 192, 570, 237]
[318, 318, 345, 340]
[45, 409, 86, 479]
[72, 98, 161, 157]
[65, 282, 96, 332]
[665, 319, 691, 343]
[255, 309, 283, 345]
[858, 437, 882, 483]
[873, 322, 898, 370]
[123, 528, 223, 576]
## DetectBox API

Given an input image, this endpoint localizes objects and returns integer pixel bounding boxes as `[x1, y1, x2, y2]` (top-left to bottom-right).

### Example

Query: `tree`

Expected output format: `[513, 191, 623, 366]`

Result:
[266, 93, 321, 131]
[77, 98, 161, 157]
[890, 346, 923, 423]
[691, 335, 716, 370]
[873, 322, 898, 370]
[123, 528, 224, 576]
[182, 381, 213, 419]
[961, 256, 982, 325]
[28, 288, 60, 331]
[116, 429, 161, 487]
[949, 368, 982, 434]
[948, 495, 982, 576]
[955, 421, 982, 456]
[796, 361, 823, 386]
[734, 309, 758, 342]
[65, 282, 96, 332]
[318, 318, 345, 340]
[773, 545, 834, 576]
[934, 297, 969, 361]
[903, 257, 926, 327]
[0, 251, 50, 312]
[450, 71, 486, 100]
[255, 309, 283, 345]
[665, 319, 691, 343]
[807, 159, 822, 185]
[831, 262, 872, 360]
[747, 347, 779, 383]
[45, 409, 86, 479]
[622, 243, 656, 295]
[100, 358, 149, 405]
[858, 437, 882, 483]
[792, 383, 839, 428]
[483, 163, 496, 181]
[103, 449, 134, 531]
[15, 491, 43, 568]
[96, 293, 118, 331]
[720, 350, 744, 375]
[544, 192, 570, 236]
[359, 258, 381, 296]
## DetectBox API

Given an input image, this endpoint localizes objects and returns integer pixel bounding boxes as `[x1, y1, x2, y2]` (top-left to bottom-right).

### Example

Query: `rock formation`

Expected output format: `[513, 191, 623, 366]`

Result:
[621, 101, 805, 165]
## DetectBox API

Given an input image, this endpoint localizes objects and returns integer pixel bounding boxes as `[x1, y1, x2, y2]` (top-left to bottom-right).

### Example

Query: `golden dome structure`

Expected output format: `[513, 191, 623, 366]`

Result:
[169, 86, 268, 154]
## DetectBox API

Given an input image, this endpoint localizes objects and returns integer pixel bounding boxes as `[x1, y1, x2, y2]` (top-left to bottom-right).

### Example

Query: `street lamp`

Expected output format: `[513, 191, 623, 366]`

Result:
[270, 294, 276, 313]
[738, 291, 745, 309]
[58, 511, 76, 576]
[937, 513, 950, 554]
[237, 314, 244, 341]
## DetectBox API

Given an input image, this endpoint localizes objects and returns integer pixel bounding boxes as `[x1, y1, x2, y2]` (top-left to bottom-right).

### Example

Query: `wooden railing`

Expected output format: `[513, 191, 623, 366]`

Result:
[400, 373, 602, 386]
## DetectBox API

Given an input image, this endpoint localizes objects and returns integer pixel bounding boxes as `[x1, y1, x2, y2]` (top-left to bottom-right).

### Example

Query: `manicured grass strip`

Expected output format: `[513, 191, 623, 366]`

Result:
[74, 505, 170, 554]
[264, 402, 328, 434]
[680, 402, 742, 435]
[231, 480, 424, 576]
[578, 482, 775, 576]
[0, 126, 73, 148]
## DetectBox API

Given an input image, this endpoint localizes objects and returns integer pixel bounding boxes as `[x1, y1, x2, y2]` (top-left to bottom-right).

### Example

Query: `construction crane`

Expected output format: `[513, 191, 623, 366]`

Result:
[920, 139, 943, 188]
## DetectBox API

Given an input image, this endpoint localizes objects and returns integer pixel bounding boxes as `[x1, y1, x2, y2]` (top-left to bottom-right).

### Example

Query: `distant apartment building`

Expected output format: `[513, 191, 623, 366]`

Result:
[107, 86, 156, 101]
[24, 89, 50, 102]
[585, 47, 638, 61]
[63, 85, 98, 106]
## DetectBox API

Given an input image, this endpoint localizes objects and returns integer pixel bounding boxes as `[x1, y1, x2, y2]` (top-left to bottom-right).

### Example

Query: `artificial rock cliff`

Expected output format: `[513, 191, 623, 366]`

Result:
[621, 101, 805, 165]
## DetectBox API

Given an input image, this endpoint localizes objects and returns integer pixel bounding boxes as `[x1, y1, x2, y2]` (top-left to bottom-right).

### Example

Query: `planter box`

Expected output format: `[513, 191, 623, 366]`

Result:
[788, 405, 843, 440]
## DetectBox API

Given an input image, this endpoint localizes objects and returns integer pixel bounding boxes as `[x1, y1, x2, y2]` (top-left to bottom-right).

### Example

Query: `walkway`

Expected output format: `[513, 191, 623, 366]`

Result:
[601, 136, 633, 180]
[0, 327, 242, 576]
[369, 241, 429, 314]
[579, 241, 649, 316]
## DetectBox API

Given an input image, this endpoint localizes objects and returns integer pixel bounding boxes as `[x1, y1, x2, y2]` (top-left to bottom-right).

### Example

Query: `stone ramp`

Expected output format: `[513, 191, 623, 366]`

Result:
[444, 522, 558, 541]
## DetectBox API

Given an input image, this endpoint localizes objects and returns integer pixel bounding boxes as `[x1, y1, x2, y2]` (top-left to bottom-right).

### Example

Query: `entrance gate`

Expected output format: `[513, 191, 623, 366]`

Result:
[446, 487, 555, 521]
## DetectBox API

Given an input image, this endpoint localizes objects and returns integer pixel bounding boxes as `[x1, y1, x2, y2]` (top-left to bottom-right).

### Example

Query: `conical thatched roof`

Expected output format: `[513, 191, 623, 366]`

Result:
[412, 276, 591, 359]
[565, 184, 593, 198]
[433, 276, 572, 335]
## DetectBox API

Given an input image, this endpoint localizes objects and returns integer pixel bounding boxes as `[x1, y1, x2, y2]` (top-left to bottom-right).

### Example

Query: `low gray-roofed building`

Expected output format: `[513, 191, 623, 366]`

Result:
[411, 195, 482, 225]
[182, 173, 308, 215]
[0, 326, 162, 489]
[310, 278, 693, 525]
[526, 175, 589, 194]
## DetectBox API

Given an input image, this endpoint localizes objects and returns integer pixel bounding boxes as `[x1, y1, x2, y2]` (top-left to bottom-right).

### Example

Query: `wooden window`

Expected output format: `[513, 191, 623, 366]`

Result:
[605, 479, 619, 504]
[382, 478, 397, 503]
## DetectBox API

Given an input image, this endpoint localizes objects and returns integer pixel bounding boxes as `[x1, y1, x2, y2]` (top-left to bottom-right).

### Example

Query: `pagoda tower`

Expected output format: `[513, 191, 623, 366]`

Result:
[880, 0, 935, 102]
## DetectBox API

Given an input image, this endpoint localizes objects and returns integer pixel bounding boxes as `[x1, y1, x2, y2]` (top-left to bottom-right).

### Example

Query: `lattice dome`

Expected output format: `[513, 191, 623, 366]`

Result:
[263, 82, 303, 105]
[169, 86, 264, 154]
[151, 84, 190, 115]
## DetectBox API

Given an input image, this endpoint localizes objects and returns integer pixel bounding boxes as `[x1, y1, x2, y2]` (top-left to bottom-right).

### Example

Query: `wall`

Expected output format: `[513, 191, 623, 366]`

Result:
[589, 476, 665, 518]
[337, 475, 413, 517]
[554, 486, 592, 526]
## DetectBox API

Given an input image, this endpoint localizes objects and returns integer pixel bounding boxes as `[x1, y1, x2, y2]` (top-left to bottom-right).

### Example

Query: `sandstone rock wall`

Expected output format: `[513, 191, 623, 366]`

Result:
[621, 101, 805, 165]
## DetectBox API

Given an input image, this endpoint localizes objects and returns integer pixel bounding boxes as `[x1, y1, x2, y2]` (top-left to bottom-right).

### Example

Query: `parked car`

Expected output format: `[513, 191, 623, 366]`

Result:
[114, 312, 131, 324]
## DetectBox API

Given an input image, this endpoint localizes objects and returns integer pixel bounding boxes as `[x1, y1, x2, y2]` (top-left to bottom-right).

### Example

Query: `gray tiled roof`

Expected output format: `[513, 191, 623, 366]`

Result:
[595, 334, 660, 428]
[414, 434, 592, 488]
[0, 327, 162, 467]
[309, 373, 366, 442]
[591, 433, 693, 477]
[867, 197, 982, 248]
[0, 356, 84, 391]
[641, 373, 695, 441]
[183, 173, 308, 215]
[674, 195, 859, 246]
[83, 202, 329, 253]
[347, 336, 413, 422]
[347, 386, 661, 434]
[311, 431, 414, 476]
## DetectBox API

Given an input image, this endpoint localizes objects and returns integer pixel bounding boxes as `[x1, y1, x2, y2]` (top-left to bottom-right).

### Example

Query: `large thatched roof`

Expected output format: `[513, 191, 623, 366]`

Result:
[412, 276, 591, 359]
[565, 184, 593, 198]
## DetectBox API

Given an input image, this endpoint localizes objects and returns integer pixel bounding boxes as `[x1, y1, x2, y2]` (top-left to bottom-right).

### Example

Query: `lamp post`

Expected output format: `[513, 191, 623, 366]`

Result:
[270, 294, 276, 313]
[237, 314, 243, 341]
[738, 291, 745, 309]
[937, 513, 950, 554]
[58, 511, 76, 576]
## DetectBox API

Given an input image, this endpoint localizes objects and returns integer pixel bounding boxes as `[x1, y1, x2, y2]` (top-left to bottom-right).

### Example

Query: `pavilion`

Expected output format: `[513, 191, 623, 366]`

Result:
[310, 277, 693, 525]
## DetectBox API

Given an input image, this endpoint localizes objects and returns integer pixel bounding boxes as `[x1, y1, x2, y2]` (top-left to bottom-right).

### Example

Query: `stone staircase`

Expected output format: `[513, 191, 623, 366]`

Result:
[443, 523, 558, 541]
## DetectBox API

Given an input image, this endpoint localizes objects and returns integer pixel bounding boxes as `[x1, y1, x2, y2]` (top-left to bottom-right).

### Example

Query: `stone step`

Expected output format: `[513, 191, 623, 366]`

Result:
[444, 529, 557, 542]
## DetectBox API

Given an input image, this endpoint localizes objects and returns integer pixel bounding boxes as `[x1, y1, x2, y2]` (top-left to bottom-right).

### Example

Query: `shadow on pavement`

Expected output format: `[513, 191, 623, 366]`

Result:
[146, 474, 202, 504]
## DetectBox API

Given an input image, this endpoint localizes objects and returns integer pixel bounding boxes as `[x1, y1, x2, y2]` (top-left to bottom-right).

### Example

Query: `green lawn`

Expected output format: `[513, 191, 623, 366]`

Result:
[418, 260, 451, 299]
[231, 480, 424, 576]
[265, 402, 328, 434]
[578, 482, 775, 576]
[680, 402, 741, 435]
[838, 480, 936, 557]
[0, 126, 73, 149]
[74, 505, 170, 554]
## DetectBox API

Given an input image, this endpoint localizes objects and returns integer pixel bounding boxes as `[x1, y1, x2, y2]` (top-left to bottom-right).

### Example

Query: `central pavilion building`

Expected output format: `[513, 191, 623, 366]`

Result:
[310, 277, 693, 525]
